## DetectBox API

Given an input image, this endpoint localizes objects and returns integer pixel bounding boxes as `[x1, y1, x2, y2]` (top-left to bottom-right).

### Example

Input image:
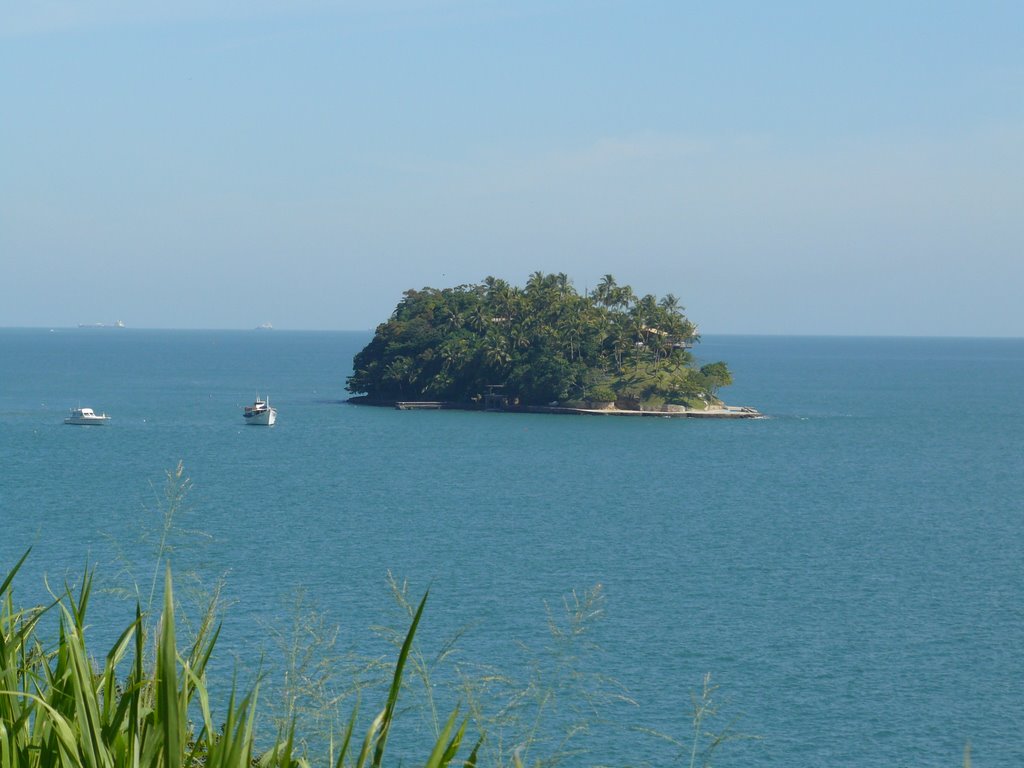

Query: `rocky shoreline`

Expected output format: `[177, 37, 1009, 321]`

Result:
[523, 404, 763, 418]
[348, 397, 763, 419]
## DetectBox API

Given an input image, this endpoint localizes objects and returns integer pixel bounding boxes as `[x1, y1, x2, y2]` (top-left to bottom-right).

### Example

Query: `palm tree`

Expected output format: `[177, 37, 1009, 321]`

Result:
[509, 325, 531, 351]
[525, 270, 547, 296]
[563, 305, 587, 361]
[383, 356, 415, 397]
[444, 308, 463, 332]
[611, 321, 632, 370]
[612, 284, 635, 312]
[468, 304, 489, 334]
[593, 274, 618, 308]
[482, 332, 512, 369]
[439, 338, 469, 372]
[659, 293, 682, 315]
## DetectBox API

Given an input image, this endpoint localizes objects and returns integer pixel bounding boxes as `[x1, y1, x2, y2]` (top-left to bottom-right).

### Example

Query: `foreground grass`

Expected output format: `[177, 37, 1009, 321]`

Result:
[1, 458, 748, 767]
[0, 549, 479, 768]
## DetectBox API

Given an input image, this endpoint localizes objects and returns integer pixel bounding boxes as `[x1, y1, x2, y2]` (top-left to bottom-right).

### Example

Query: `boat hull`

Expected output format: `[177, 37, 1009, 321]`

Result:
[244, 409, 276, 426]
[65, 416, 110, 425]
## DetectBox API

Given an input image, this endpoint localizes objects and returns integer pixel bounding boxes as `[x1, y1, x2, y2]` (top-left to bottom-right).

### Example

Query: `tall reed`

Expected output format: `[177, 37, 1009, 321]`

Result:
[0, 551, 478, 768]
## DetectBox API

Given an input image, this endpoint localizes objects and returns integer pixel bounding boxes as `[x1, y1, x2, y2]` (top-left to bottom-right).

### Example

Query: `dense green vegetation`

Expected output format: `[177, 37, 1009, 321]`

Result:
[347, 273, 733, 409]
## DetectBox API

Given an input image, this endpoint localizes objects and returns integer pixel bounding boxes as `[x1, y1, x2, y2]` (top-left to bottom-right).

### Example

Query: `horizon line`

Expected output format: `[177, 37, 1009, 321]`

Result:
[3, 325, 1023, 341]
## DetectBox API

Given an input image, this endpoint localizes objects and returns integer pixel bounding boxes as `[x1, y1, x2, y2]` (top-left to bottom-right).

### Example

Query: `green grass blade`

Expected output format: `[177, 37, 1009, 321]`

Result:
[127, 603, 144, 768]
[356, 710, 385, 768]
[189, 621, 222, 682]
[0, 690, 86, 768]
[184, 664, 215, 768]
[63, 618, 109, 768]
[440, 717, 468, 768]
[258, 715, 299, 768]
[211, 682, 260, 768]
[156, 567, 183, 768]
[100, 613, 141, 736]
[423, 708, 463, 768]
[333, 704, 358, 768]
[282, 716, 297, 768]
[371, 589, 428, 768]
[462, 733, 485, 768]
[0, 549, 31, 599]
[72, 567, 93, 629]
[238, 688, 260, 768]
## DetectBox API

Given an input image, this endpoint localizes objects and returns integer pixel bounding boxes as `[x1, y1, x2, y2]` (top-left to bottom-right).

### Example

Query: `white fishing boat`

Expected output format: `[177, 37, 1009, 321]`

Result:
[243, 396, 277, 426]
[65, 407, 111, 425]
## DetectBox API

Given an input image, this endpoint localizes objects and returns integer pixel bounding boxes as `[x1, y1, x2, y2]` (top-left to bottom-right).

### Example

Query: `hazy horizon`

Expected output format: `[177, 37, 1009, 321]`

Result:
[6, 324, 1024, 341]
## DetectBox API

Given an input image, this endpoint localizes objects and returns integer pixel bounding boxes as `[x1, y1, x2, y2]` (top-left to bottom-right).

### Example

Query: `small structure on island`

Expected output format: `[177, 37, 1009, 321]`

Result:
[484, 384, 510, 411]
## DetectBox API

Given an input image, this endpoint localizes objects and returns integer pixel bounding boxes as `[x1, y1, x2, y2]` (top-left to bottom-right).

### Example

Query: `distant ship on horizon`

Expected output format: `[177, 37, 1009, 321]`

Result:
[78, 320, 126, 328]
[255, 322, 273, 330]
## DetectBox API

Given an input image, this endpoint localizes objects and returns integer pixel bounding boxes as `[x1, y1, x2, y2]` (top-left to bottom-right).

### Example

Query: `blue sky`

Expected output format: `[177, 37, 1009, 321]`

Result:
[3, 1, 1022, 334]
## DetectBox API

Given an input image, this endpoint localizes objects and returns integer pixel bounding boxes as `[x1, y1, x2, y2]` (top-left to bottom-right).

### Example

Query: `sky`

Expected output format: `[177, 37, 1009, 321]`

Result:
[2, 1, 1022, 335]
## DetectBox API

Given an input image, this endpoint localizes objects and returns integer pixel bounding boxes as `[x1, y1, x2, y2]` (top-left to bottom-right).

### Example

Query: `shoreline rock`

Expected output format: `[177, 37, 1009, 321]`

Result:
[346, 397, 763, 419]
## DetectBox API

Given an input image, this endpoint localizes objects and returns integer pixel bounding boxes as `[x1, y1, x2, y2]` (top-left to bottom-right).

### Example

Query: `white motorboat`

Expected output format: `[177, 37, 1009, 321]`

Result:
[65, 407, 111, 425]
[243, 397, 277, 426]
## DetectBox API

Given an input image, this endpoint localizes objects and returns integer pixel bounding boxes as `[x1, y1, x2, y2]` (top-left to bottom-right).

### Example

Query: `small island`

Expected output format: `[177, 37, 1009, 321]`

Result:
[347, 273, 759, 417]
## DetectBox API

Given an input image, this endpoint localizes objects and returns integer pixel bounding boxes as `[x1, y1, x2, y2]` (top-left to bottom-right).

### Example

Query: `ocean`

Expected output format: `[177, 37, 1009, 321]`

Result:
[1, 328, 1022, 766]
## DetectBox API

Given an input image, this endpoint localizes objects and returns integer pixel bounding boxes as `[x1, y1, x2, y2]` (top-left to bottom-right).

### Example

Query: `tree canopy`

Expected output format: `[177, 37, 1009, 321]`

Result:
[347, 273, 733, 408]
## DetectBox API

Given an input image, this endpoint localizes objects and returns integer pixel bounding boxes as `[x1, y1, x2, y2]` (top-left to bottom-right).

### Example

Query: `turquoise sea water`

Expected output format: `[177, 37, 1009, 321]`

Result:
[1, 328, 1022, 766]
